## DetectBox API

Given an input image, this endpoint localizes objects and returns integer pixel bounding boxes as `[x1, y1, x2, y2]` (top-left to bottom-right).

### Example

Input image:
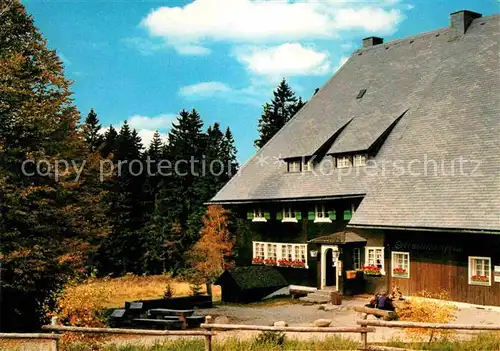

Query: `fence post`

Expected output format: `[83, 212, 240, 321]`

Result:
[51, 339, 59, 351]
[360, 323, 368, 350]
[204, 334, 212, 351]
[204, 316, 213, 351]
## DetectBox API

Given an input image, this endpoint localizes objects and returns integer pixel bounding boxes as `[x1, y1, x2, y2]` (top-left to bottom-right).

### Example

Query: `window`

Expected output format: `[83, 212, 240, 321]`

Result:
[353, 248, 361, 270]
[288, 161, 301, 172]
[252, 208, 267, 222]
[282, 207, 297, 222]
[468, 256, 491, 286]
[303, 160, 313, 172]
[391, 252, 410, 278]
[252, 241, 308, 268]
[365, 247, 385, 274]
[314, 205, 332, 223]
[336, 156, 352, 168]
[353, 154, 367, 167]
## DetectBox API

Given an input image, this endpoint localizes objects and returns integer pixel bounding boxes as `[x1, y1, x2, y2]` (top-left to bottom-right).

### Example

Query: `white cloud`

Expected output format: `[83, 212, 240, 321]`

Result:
[179, 81, 231, 97]
[128, 114, 177, 131]
[334, 55, 349, 73]
[234, 43, 331, 77]
[140, 0, 405, 55]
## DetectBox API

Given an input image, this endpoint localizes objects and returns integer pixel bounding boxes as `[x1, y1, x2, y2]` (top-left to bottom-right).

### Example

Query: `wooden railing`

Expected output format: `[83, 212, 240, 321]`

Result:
[2, 318, 500, 351]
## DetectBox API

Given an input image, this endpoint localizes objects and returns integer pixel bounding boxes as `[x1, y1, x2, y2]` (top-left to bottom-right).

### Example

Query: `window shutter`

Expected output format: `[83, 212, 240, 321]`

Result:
[344, 209, 352, 220]
[308, 211, 315, 220]
[264, 211, 271, 220]
[247, 211, 254, 220]
[295, 211, 302, 220]
[328, 210, 336, 220]
[276, 211, 283, 220]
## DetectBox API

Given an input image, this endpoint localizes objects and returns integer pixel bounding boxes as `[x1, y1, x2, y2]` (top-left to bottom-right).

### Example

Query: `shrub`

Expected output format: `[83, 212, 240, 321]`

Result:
[396, 291, 457, 342]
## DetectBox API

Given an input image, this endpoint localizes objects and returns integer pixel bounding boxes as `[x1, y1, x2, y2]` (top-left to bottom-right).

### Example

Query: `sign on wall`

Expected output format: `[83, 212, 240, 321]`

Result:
[494, 266, 500, 283]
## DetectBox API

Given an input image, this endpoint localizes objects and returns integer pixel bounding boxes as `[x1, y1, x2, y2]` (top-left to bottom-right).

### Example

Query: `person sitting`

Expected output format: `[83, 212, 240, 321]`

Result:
[365, 293, 378, 308]
[377, 292, 395, 312]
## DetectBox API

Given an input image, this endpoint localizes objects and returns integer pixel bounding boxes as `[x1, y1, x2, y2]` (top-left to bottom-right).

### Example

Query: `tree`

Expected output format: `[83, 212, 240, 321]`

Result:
[0, 0, 110, 331]
[101, 125, 118, 158]
[188, 205, 234, 282]
[83, 108, 104, 153]
[254, 78, 305, 148]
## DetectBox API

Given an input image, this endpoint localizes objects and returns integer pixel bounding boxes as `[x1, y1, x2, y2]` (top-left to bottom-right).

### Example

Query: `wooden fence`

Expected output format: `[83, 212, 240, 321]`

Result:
[2, 319, 500, 351]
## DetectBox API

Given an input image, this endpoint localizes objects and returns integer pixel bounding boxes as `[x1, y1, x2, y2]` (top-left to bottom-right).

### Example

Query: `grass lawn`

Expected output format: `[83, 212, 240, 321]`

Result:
[63, 274, 222, 310]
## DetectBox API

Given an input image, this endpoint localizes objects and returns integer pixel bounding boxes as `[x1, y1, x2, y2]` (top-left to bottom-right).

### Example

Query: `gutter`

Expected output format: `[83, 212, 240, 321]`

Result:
[206, 194, 366, 205]
[347, 223, 500, 235]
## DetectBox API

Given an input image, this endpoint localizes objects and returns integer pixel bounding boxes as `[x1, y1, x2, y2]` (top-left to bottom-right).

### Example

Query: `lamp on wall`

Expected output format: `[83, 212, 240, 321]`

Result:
[309, 249, 318, 258]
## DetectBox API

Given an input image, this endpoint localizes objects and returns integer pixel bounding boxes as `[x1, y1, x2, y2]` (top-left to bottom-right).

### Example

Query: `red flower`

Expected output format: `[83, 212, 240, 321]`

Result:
[252, 257, 264, 264]
[471, 275, 489, 282]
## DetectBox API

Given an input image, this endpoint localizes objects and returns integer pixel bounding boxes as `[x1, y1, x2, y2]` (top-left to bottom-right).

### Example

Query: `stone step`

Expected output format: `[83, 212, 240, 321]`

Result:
[313, 289, 336, 297]
[299, 296, 330, 304]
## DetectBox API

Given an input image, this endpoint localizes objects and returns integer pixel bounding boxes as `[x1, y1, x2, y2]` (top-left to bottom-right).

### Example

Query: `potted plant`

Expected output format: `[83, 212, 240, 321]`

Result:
[392, 267, 408, 278]
[252, 257, 264, 265]
[362, 265, 382, 276]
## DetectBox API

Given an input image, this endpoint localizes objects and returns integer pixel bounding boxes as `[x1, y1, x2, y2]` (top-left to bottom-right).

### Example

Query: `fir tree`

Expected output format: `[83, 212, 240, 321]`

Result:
[0, 0, 110, 331]
[83, 108, 104, 152]
[254, 78, 305, 148]
[101, 125, 118, 158]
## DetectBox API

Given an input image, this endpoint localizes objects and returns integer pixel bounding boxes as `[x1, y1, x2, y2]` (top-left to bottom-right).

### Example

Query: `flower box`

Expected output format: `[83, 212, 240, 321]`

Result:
[278, 259, 306, 268]
[471, 275, 490, 285]
[362, 265, 382, 276]
[252, 257, 264, 265]
[392, 267, 409, 278]
[264, 258, 277, 266]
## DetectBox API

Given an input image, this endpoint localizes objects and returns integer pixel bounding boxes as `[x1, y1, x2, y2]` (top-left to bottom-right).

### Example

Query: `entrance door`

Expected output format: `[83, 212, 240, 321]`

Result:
[325, 249, 336, 287]
[320, 245, 339, 290]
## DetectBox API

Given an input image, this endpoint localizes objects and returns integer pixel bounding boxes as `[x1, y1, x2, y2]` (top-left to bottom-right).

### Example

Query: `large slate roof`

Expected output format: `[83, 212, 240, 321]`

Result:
[211, 13, 500, 232]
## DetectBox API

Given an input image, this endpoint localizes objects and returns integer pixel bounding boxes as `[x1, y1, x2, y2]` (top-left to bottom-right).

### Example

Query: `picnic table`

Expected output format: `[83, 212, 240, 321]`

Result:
[148, 309, 195, 329]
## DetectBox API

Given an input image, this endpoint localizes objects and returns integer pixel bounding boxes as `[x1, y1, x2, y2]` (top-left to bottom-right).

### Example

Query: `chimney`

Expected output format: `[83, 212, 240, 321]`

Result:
[362, 37, 384, 48]
[450, 10, 482, 36]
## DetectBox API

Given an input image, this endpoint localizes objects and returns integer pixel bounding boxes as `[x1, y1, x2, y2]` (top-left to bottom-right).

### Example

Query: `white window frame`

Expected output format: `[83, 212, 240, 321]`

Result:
[336, 156, 352, 168]
[468, 256, 491, 286]
[288, 161, 301, 173]
[365, 247, 385, 274]
[252, 241, 308, 268]
[303, 160, 313, 172]
[353, 154, 367, 167]
[353, 248, 361, 270]
[391, 251, 410, 279]
[282, 207, 298, 223]
[314, 205, 332, 223]
[252, 208, 267, 222]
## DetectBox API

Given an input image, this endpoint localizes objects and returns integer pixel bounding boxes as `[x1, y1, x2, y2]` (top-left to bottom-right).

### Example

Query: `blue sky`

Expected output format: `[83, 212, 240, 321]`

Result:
[23, 0, 499, 163]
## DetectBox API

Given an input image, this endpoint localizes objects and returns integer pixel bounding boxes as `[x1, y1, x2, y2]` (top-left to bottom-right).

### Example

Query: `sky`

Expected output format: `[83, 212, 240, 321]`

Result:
[23, 0, 499, 163]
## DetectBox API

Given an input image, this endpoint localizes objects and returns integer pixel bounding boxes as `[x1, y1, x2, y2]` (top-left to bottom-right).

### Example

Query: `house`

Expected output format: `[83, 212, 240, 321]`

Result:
[210, 10, 500, 306]
[214, 266, 288, 303]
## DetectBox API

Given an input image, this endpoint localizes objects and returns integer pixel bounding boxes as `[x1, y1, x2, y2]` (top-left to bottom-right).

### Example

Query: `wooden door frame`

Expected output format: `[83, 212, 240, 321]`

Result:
[320, 245, 339, 290]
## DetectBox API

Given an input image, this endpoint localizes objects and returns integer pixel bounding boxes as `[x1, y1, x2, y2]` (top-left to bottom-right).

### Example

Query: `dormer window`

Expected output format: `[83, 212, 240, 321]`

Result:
[336, 156, 352, 168]
[282, 207, 298, 223]
[288, 160, 301, 172]
[353, 154, 367, 167]
[303, 160, 313, 172]
[314, 205, 335, 223]
[251, 208, 267, 222]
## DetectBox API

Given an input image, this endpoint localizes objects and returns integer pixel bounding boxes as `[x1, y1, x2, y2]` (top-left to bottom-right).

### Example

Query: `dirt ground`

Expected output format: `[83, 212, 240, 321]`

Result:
[6, 296, 500, 349]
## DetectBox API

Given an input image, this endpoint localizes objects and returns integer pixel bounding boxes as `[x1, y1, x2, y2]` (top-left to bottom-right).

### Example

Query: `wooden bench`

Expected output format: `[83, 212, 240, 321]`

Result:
[353, 306, 397, 321]
[148, 309, 195, 329]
